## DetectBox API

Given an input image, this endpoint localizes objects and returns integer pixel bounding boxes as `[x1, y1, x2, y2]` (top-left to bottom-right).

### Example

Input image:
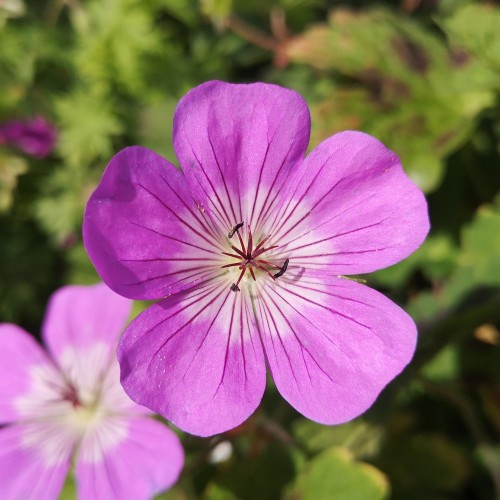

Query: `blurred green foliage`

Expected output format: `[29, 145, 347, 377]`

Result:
[1, 0, 500, 498]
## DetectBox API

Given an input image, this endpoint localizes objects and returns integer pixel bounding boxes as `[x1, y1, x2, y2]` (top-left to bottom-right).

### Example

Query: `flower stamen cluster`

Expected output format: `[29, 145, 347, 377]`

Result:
[222, 222, 289, 292]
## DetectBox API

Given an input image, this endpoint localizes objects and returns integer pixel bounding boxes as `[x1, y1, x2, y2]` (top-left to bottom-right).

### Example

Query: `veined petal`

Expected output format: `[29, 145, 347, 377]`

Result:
[272, 131, 429, 274]
[99, 359, 151, 415]
[118, 281, 266, 437]
[83, 146, 224, 300]
[0, 422, 73, 500]
[255, 274, 417, 424]
[42, 284, 131, 373]
[76, 417, 183, 500]
[173, 81, 310, 231]
[0, 324, 65, 424]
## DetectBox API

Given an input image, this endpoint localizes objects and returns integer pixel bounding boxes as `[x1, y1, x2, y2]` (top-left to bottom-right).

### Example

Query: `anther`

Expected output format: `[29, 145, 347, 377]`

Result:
[273, 259, 289, 279]
[230, 283, 240, 292]
[228, 222, 244, 239]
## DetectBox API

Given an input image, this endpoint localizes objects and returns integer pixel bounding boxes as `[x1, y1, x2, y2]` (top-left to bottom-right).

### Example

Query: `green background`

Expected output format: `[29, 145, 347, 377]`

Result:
[1, 0, 500, 498]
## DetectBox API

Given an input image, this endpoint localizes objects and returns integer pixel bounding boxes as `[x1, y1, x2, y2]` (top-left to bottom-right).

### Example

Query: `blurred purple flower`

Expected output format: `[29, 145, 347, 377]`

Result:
[83, 81, 430, 437]
[0, 116, 57, 158]
[0, 283, 184, 500]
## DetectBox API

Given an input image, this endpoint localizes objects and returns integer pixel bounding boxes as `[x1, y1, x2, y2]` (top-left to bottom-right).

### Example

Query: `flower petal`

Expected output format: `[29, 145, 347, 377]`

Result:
[118, 282, 266, 436]
[272, 131, 429, 274]
[99, 357, 151, 415]
[0, 324, 64, 424]
[42, 283, 131, 362]
[173, 81, 311, 231]
[256, 275, 417, 424]
[76, 416, 183, 500]
[0, 422, 73, 500]
[83, 146, 225, 300]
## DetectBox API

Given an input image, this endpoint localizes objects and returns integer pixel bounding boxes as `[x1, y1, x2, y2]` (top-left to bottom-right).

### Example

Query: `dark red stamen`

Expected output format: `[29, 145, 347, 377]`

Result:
[273, 258, 289, 278]
[224, 223, 288, 291]
[228, 222, 244, 238]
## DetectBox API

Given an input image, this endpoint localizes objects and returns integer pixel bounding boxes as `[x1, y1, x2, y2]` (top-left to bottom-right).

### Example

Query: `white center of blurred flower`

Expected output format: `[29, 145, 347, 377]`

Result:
[15, 343, 129, 465]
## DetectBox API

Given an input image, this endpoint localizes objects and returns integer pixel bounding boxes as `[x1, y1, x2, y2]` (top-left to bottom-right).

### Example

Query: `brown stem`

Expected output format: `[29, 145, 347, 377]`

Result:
[225, 14, 280, 53]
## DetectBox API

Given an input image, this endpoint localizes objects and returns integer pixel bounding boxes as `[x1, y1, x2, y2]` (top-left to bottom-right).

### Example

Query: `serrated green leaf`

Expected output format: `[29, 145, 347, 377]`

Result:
[286, 7, 496, 192]
[55, 89, 122, 166]
[443, 195, 500, 305]
[72, 0, 163, 96]
[440, 3, 500, 74]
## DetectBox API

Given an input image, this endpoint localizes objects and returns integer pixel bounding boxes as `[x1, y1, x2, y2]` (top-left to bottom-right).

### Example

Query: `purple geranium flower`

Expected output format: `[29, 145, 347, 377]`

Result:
[0, 283, 184, 499]
[83, 81, 429, 437]
[0, 116, 57, 158]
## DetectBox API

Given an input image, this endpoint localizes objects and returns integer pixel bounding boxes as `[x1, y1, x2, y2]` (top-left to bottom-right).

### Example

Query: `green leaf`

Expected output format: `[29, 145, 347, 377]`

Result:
[137, 98, 179, 162]
[72, 0, 164, 96]
[203, 483, 238, 500]
[34, 158, 99, 242]
[440, 3, 500, 74]
[370, 235, 459, 289]
[55, 89, 122, 166]
[0, 154, 28, 212]
[201, 0, 233, 27]
[292, 419, 382, 459]
[285, 447, 389, 500]
[153, 0, 199, 26]
[443, 195, 500, 305]
[286, 7, 496, 192]
[378, 434, 469, 498]
[421, 345, 460, 382]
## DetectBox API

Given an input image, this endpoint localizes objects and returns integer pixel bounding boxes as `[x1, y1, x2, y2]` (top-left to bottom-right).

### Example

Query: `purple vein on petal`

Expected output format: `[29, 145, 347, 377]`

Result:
[185, 137, 233, 228]
[271, 283, 373, 332]
[186, 159, 231, 232]
[276, 193, 381, 249]
[250, 109, 301, 233]
[261, 288, 339, 386]
[213, 293, 237, 398]
[128, 220, 221, 256]
[118, 267, 219, 288]
[158, 173, 224, 245]
[279, 219, 390, 254]
[247, 140, 272, 229]
[206, 133, 241, 225]
[265, 156, 332, 238]
[292, 246, 396, 259]
[264, 284, 349, 359]
[263, 289, 314, 387]
[147, 282, 226, 366]
[145, 280, 222, 333]
[252, 140, 297, 235]
[240, 293, 252, 386]
[247, 117, 290, 230]
[137, 182, 221, 250]
[278, 143, 373, 233]
[180, 288, 231, 385]
[281, 279, 378, 310]
[255, 290, 301, 390]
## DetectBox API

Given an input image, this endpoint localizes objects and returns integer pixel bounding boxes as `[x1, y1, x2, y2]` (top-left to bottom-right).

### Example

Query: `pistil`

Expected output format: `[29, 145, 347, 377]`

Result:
[223, 222, 289, 292]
